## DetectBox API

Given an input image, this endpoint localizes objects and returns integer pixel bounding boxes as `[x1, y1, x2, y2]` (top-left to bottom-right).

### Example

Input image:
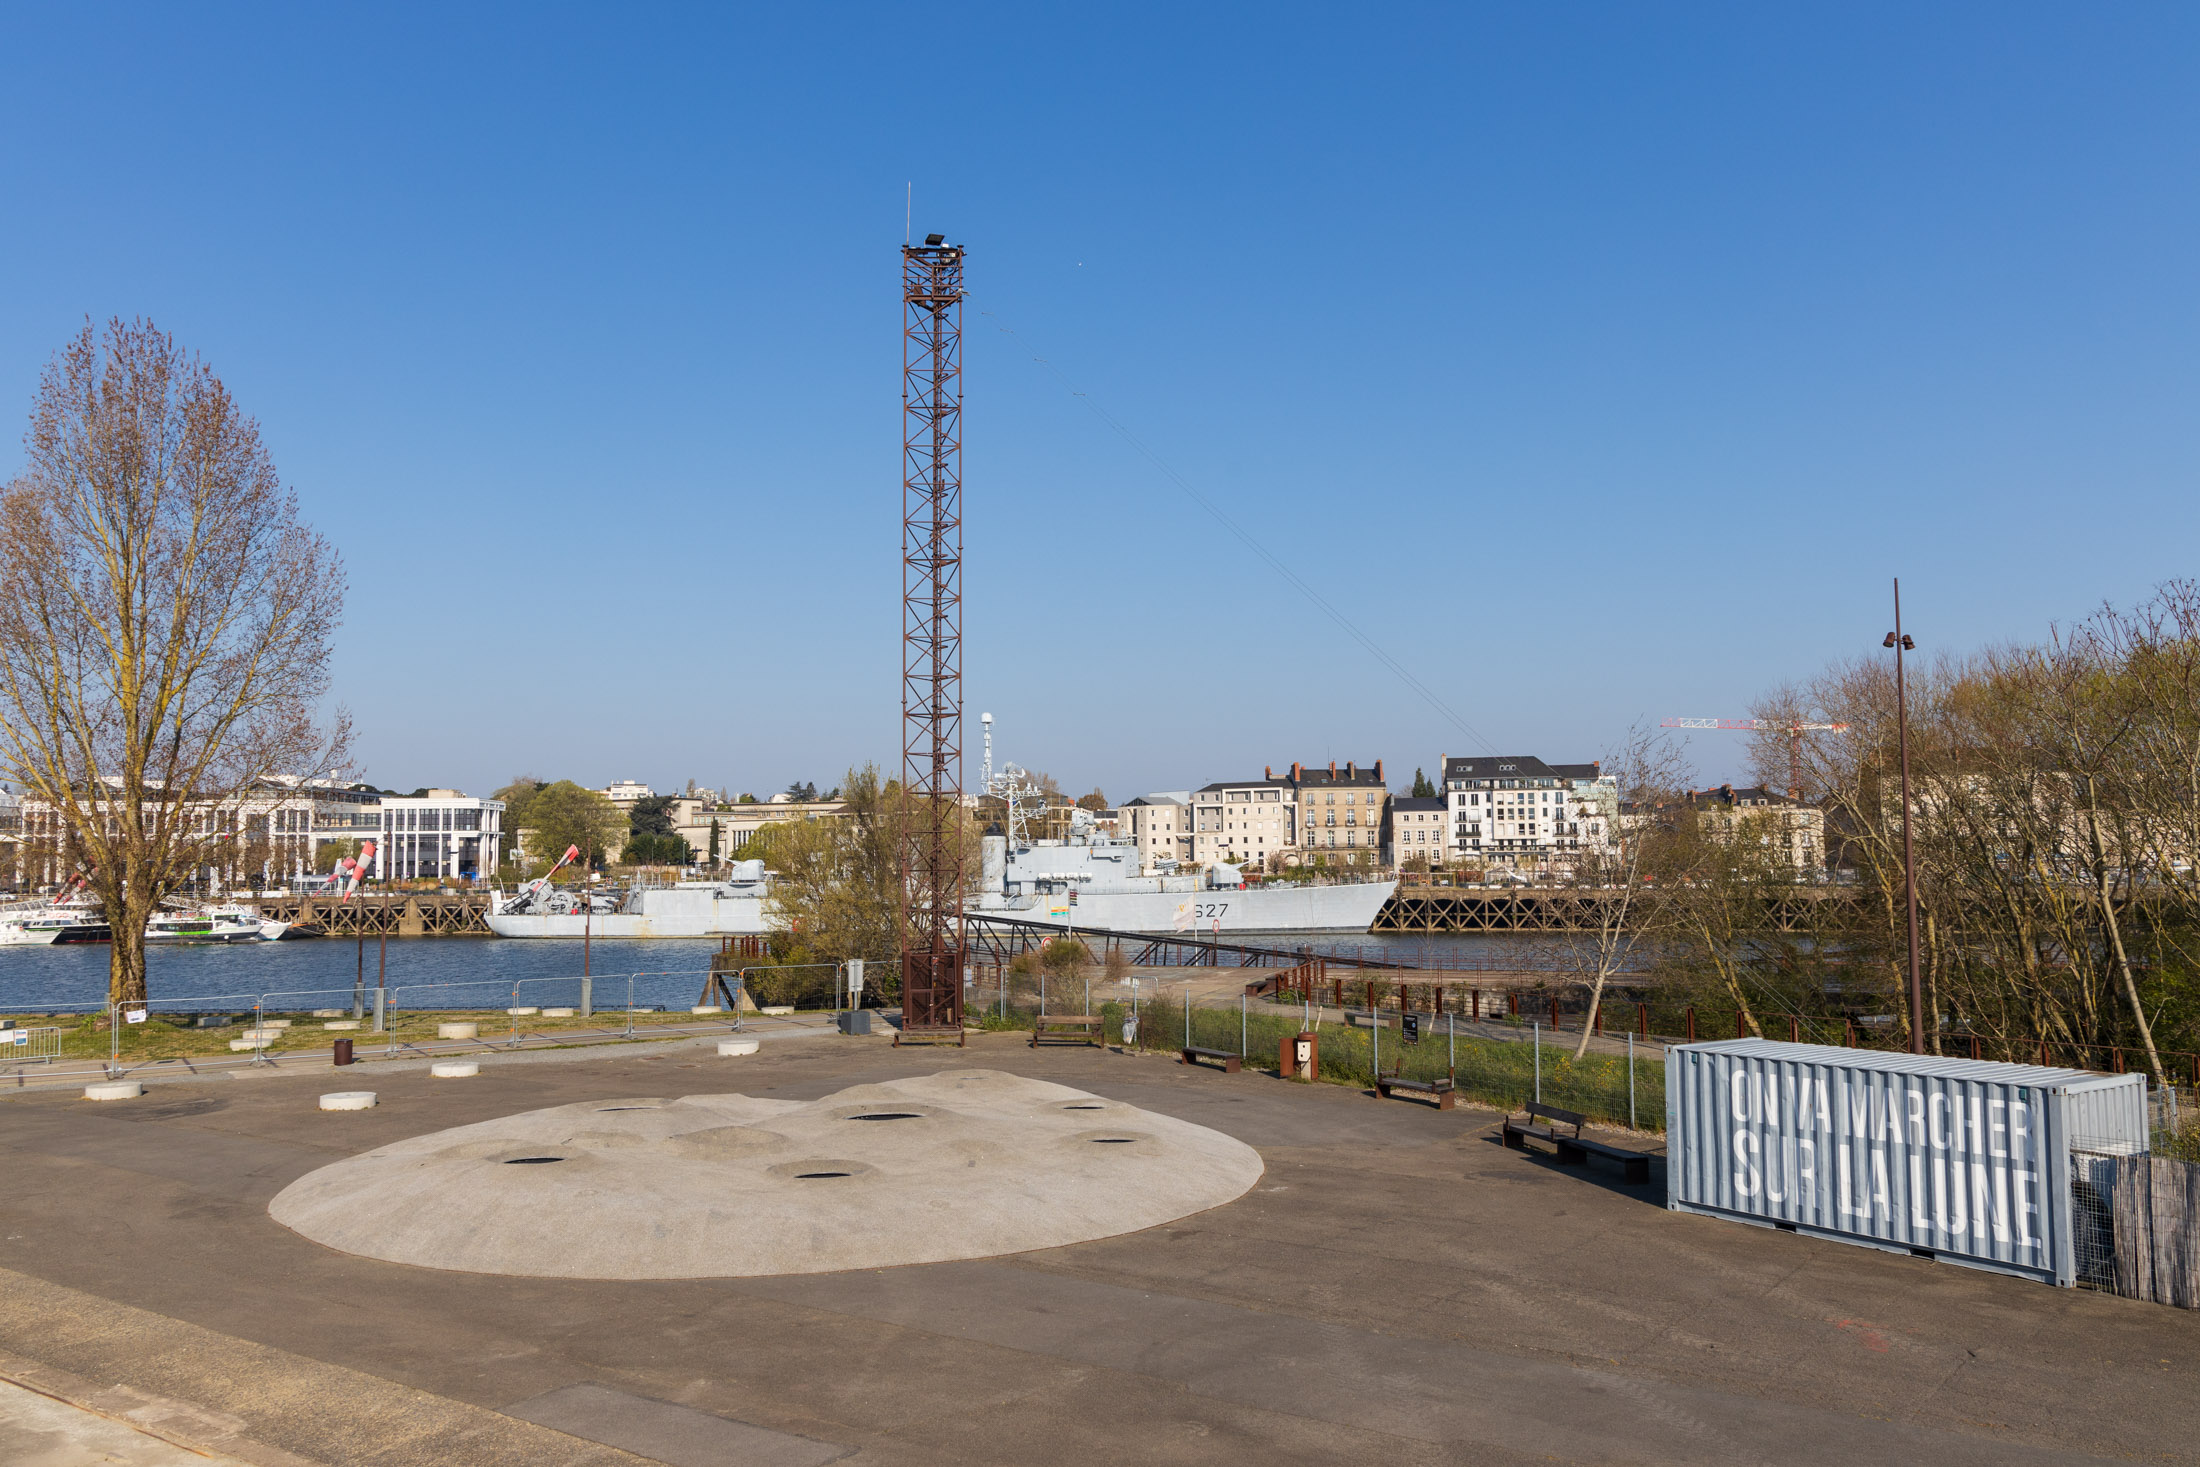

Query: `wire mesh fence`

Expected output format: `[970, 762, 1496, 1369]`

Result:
[1097, 986, 1665, 1133]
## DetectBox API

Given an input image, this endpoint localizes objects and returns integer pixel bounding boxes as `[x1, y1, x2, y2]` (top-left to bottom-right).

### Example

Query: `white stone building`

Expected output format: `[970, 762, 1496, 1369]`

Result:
[1117, 793, 1192, 871]
[1190, 779, 1295, 867]
[1441, 754, 1616, 871]
[375, 790, 504, 882]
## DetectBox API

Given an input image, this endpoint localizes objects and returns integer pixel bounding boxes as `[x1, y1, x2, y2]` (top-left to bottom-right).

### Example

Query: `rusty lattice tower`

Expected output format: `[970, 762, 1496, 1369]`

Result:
[898, 232, 966, 1038]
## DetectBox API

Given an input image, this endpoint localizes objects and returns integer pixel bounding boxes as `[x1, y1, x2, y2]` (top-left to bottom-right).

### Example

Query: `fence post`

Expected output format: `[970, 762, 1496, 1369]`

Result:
[1183, 987, 1190, 1050]
[580, 973, 592, 1019]
[1686, 1006, 1696, 1043]
[1735, 1010, 1746, 1040]
[1533, 1020, 1541, 1104]
[1628, 1032, 1636, 1131]
[1240, 993, 1247, 1057]
[624, 975, 635, 1038]
[1638, 1002, 1647, 1038]
[108, 1003, 119, 1079]
[1472, 988, 1481, 1021]
[373, 984, 385, 1035]
[1787, 1015, 1799, 1044]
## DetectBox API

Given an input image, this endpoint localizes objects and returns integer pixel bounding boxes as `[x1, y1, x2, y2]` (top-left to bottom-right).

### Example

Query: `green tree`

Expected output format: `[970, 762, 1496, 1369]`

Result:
[494, 775, 543, 845]
[519, 781, 624, 871]
[622, 830, 693, 866]
[629, 793, 678, 838]
[751, 762, 981, 983]
[1411, 768, 1436, 798]
[708, 818, 723, 864]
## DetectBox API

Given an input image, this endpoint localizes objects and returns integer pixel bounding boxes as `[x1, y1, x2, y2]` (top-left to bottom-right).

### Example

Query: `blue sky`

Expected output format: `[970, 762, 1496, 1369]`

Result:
[3, 5, 2195, 801]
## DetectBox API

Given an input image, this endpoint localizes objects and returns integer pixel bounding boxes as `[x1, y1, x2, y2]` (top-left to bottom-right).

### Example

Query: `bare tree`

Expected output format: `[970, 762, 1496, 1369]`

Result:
[0, 320, 347, 1006]
[1567, 722, 1690, 1057]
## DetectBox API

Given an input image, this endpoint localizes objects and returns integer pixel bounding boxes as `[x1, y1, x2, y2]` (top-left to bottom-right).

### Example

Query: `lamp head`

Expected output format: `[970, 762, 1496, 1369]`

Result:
[1882, 633, 1897, 648]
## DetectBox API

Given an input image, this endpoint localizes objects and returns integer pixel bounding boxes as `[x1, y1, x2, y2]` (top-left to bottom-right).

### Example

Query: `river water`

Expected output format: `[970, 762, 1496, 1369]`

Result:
[0, 930, 1568, 1016]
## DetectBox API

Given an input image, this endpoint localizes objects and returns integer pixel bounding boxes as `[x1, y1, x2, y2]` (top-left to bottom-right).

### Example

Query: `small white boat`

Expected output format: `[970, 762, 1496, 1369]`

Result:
[0, 910, 64, 946]
[144, 908, 272, 943]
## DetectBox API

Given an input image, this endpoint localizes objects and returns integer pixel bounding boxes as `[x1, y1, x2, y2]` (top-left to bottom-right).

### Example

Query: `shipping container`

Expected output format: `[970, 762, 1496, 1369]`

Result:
[1666, 1039, 2147, 1285]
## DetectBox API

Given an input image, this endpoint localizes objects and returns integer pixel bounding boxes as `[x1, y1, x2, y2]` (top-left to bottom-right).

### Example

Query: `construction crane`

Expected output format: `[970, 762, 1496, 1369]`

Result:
[1659, 717, 1850, 800]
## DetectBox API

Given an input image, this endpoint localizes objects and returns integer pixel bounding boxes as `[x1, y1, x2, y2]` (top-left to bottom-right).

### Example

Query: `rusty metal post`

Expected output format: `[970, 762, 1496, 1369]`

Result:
[1686, 1005, 1696, 1043]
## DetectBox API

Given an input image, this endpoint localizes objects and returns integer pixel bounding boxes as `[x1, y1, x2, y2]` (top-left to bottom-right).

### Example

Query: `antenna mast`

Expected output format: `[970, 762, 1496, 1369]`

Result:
[898, 231, 966, 1040]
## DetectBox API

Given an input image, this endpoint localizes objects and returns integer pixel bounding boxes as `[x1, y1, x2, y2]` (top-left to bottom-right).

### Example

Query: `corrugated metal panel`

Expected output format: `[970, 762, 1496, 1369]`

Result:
[1666, 1039, 2148, 1286]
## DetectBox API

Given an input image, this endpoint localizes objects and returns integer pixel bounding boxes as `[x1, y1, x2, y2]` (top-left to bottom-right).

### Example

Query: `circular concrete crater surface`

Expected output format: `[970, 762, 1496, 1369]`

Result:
[268, 1069, 1263, 1279]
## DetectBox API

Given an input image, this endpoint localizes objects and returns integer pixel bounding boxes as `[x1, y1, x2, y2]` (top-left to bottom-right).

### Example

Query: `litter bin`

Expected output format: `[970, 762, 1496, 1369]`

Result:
[837, 1009, 872, 1036]
[333, 1037, 355, 1066]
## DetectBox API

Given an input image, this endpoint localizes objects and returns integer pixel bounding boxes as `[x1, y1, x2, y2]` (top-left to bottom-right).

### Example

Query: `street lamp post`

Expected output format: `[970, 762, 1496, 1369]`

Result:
[1883, 580, 1924, 1054]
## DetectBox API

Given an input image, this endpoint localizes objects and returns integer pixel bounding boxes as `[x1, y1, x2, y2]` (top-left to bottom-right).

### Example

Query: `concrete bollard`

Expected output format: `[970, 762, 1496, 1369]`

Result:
[436, 1022, 478, 1040]
[84, 1081, 142, 1101]
[430, 1061, 479, 1078]
[691, 1005, 724, 1016]
[506, 1007, 539, 1016]
[323, 1020, 360, 1030]
[319, 1091, 376, 1111]
[718, 1038, 761, 1056]
[542, 1008, 575, 1018]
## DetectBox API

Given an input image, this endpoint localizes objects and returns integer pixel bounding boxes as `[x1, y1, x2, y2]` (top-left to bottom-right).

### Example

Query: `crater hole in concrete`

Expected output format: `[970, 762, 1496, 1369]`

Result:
[847, 1112, 923, 1122]
[796, 1171, 853, 1179]
[504, 1156, 567, 1165]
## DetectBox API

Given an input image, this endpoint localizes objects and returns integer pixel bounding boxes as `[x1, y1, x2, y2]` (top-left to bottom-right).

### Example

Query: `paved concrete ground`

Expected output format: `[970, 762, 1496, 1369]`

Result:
[0, 1375, 251, 1466]
[0, 1030, 2195, 1465]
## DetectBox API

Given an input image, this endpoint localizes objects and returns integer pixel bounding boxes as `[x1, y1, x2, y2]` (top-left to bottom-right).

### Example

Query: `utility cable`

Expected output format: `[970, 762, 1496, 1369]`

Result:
[978, 307, 1499, 758]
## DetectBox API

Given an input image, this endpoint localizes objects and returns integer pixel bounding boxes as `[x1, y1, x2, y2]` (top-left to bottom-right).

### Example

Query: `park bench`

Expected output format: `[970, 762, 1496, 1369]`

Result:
[1503, 1101, 1583, 1152]
[1503, 1101, 1651, 1184]
[1179, 1045, 1241, 1073]
[1375, 1072, 1454, 1109]
[1030, 1014, 1102, 1048]
[1557, 1132, 1651, 1185]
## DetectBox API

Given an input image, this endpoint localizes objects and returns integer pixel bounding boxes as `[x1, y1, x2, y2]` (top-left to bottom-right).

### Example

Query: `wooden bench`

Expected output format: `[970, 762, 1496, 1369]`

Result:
[1180, 1045, 1240, 1073]
[1030, 1014, 1103, 1047]
[1556, 1133, 1651, 1185]
[1503, 1101, 1583, 1152]
[1375, 1072, 1454, 1109]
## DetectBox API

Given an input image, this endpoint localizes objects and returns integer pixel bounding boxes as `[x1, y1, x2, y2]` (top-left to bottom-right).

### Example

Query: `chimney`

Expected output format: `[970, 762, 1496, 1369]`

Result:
[1291, 762, 1301, 781]
[1347, 761, 1356, 780]
[1329, 761, 1337, 778]
[1375, 759, 1383, 783]
[1265, 765, 1272, 781]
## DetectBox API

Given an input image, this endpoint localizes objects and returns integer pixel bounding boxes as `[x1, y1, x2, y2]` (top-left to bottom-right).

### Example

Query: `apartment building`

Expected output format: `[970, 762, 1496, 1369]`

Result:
[674, 798, 849, 860]
[1190, 779, 1295, 866]
[1283, 760, 1388, 864]
[1385, 796, 1446, 865]
[1685, 784, 1825, 872]
[1441, 754, 1616, 870]
[1117, 793, 1192, 870]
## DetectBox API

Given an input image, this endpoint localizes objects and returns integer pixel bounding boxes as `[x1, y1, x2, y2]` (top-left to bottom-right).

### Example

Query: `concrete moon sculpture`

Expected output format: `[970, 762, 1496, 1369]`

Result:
[268, 1069, 1263, 1279]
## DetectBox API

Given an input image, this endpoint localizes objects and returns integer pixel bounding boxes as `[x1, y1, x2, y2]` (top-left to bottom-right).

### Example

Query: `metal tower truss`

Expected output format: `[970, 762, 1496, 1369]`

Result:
[898, 233, 967, 1041]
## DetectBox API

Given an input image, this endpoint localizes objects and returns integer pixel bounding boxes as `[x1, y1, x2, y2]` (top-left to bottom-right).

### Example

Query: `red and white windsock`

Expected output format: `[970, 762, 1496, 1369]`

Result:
[346, 840, 378, 899]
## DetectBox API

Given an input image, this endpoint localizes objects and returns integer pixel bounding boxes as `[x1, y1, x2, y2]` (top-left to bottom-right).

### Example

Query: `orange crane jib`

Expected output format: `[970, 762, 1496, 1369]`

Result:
[1659, 717, 1851, 798]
